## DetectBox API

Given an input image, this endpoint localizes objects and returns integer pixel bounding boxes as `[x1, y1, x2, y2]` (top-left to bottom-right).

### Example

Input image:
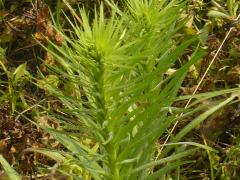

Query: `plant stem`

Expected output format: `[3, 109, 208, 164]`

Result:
[108, 144, 120, 180]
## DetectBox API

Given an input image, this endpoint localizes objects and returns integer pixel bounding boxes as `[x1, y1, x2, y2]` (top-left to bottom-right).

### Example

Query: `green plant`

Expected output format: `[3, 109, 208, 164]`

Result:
[0, 0, 5, 9]
[220, 143, 240, 179]
[31, 0, 238, 179]
[0, 47, 30, 112]
[208, 0, 239, 18]
[208, 0, 240, 28]
[0, 155, 21, 180]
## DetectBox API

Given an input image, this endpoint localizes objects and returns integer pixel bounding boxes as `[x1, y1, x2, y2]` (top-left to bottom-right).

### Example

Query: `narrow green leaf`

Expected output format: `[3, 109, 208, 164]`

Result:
[24, 148, 66, 163]
[13, 63, 29, 83]
[130, 148, 197, 175]
[208, 10, 230, 19]
[173, 95, 235, 142]
[163, 142, 217, 153]
[143, 160, 195, 180]
[0, 155, 21, 180]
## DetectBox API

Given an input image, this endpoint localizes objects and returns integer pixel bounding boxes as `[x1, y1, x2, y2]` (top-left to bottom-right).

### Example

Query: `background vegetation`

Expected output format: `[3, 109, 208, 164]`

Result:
[0, 0, 240, 179]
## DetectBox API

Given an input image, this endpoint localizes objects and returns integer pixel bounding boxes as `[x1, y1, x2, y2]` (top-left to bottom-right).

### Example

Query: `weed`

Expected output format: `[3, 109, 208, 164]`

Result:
[30, 1, 238, 179]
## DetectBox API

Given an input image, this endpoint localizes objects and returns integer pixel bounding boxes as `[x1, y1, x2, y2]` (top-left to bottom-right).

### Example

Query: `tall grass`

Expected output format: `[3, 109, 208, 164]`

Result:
[31, 0, 237, 179]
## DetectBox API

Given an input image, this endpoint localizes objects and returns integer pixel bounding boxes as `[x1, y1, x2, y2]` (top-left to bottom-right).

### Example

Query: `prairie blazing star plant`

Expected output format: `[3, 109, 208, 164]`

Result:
[31, 0, 238, 179]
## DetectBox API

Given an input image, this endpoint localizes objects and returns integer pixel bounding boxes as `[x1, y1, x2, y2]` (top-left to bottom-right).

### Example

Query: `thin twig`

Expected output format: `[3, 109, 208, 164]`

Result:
[159, 13, 240, 153]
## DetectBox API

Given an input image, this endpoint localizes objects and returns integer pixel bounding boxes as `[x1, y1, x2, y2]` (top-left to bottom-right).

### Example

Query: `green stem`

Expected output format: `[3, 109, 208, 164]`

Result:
[108, 144, 120, 180]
